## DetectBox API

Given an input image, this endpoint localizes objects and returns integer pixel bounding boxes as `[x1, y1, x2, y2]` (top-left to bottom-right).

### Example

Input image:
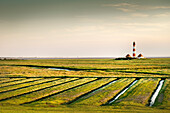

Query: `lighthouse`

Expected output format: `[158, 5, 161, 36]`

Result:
[116, 41, 145, 60]
[133, 42, 136, 58]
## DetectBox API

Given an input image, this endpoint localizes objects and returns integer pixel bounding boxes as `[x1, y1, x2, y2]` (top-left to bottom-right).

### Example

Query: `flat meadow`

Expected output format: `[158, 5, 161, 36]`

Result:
[0, 58, 169, 112]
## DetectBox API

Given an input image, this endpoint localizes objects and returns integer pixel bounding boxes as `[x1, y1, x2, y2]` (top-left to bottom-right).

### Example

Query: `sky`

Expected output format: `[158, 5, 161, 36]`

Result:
[0, 0, 170, 57]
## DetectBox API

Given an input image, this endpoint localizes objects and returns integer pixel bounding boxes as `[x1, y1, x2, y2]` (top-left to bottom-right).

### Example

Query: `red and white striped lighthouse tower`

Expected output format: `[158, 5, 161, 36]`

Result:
[133, 42, 136, 58]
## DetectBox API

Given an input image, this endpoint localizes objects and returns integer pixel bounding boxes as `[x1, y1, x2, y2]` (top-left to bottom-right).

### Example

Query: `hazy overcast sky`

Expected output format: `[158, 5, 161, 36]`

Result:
[0, 0, 170, 57]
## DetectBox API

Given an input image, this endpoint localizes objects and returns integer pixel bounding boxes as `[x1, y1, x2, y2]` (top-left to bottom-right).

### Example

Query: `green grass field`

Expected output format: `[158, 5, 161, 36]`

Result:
[0, 58, 169, 112]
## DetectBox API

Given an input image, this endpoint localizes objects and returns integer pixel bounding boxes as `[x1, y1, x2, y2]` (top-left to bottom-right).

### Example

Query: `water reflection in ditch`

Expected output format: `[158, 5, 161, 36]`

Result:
[149, 80, 165, 107]
[108, 79, 138, 104]
[48, 68, 71, 71]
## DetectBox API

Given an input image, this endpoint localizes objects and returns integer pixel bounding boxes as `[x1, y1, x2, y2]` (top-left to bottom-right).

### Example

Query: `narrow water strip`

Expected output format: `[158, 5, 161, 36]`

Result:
[149, 79, 165, 107]
[48, 68, 71, 71]
[108, 79, 138, 104]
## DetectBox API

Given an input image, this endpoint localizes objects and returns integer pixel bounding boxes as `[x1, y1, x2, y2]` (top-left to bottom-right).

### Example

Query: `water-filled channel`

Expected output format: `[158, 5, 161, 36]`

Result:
[149, 80, 164, 106]
[48, 68, 71, 71]
[108, 79, 138, 104]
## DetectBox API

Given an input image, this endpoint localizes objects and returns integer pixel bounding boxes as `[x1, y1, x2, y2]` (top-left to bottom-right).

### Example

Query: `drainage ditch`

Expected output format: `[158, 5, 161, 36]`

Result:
[105, 78, 139, 105]
[149, 79, 165, 107]
[64, 78, 119, 104]
[48, 68, 71, 71]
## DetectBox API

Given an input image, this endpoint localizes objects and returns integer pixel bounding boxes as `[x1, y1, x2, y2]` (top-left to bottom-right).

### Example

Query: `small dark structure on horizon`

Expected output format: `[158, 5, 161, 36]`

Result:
[137, 54, 144, 59]
[126, 54, 132, 58]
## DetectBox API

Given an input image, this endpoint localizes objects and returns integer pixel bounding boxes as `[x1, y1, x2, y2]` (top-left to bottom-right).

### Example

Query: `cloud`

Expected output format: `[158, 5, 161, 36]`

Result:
[123, 23, 167, 27]
[74, 16, 103, 22]
[103, 3, 138, 7]
[65, 25, 104, 32]
[102, 3, 170, 12]
[116, 8, 133, 12]
[103, 22, 169, 32]
[150, 6, 170, 9]
[131, 13, 149, 17]
[153, 13, 170, 17]
[105, 22, 168, 27]
[102, 3, 138, 12]
[134, 28, 161, 31]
